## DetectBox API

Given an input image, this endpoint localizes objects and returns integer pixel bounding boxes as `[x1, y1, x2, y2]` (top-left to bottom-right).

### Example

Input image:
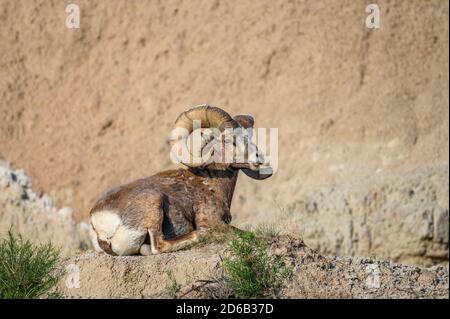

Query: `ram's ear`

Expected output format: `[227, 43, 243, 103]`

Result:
[233, 114, 254, 129]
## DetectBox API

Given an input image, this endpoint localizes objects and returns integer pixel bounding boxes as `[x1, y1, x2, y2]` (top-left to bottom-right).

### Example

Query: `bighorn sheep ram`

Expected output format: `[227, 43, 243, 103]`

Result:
[89, 105, 272, 256]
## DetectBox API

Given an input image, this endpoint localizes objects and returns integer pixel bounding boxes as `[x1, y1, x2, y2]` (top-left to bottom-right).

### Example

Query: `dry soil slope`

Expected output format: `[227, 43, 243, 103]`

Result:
[0, 0, 448, 222]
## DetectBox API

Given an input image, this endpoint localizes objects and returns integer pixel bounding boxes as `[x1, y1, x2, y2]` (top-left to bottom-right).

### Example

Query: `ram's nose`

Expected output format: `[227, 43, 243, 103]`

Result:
[258, 164, 273, 176]
[242, 162, 273, 180]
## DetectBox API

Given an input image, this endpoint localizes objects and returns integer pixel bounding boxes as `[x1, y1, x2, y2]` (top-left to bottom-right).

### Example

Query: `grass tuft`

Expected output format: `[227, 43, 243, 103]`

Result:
[222, 231, 292, 298]
[183, 226, 241, 250]
[253, 223, 281, 239]
[0, 229, 65, 299]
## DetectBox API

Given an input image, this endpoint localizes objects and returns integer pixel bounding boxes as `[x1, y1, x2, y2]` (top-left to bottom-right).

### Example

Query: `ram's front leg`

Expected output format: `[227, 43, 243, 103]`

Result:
[140, 199, 201, 254]
[194, 206, 235, 237]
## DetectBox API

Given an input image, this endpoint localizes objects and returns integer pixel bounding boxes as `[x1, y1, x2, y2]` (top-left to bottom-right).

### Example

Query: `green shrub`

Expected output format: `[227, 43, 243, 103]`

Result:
[0, 229, 65, 299]
[222, 231, 292, 298]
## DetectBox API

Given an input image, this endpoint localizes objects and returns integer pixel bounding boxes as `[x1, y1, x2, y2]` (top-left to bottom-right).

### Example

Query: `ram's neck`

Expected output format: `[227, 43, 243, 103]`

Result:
[188, 166, 239, 208]
[215, 169, 239, 208]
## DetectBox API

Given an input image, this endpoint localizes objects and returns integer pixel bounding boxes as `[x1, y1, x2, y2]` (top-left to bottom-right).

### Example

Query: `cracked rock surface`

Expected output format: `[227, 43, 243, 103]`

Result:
[0, 162, 91, 256]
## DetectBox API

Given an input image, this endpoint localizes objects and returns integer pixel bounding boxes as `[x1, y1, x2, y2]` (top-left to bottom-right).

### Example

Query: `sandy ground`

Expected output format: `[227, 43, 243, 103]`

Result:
[0, 0, 448, 223]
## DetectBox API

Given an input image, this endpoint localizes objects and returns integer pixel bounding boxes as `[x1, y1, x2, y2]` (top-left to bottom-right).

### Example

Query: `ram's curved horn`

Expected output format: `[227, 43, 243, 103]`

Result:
[171, 104, 239, 167]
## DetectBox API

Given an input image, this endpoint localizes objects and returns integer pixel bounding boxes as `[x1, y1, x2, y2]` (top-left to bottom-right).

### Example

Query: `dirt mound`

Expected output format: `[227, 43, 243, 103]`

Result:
[0, 161, 90, 256]
[58, 236, 449, 299]
[0, 0, 448, 224]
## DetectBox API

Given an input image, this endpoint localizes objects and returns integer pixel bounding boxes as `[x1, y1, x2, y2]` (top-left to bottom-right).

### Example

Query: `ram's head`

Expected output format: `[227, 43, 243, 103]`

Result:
[169, 105, 272, 180]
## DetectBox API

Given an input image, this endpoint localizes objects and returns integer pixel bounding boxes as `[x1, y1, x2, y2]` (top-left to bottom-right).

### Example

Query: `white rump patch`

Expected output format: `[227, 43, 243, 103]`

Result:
[91, 210, 146, 255]
[111, 224, 146, 256]
[91, 210, 121, 241]
[88, 223, 103, 252]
